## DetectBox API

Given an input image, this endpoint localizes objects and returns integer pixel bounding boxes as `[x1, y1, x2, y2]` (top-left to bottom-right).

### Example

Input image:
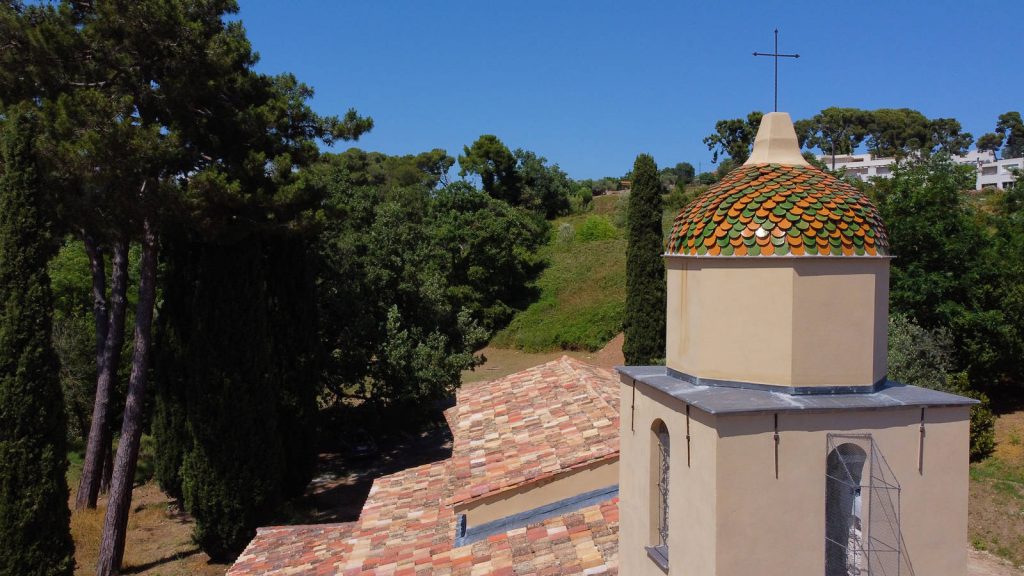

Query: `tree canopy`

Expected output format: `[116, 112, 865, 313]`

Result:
[703, 111, 763, 164]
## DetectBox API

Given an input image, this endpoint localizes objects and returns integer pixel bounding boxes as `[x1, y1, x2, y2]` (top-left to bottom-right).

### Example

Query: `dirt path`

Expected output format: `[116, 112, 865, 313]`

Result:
[971, 549, 1022, 575]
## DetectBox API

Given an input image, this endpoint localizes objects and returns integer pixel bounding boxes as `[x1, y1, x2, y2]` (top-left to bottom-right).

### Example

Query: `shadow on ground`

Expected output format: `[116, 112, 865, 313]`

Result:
[292, 426, 453, 524]
[122, 547, 202, 574]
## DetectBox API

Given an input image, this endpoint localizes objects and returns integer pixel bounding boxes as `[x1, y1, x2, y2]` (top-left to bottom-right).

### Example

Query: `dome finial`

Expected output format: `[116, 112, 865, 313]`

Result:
[743, 112, 809, 166]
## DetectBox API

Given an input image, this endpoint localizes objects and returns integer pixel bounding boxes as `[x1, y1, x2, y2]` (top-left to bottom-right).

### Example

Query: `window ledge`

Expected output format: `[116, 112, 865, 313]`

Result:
[645, 545, 669, 573]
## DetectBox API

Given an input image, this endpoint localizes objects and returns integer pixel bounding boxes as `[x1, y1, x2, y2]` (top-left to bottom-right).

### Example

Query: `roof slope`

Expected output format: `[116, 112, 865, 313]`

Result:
[447, 357, 619, 506]
[229, 356, 621, 576]
[229, 523, 356, 575]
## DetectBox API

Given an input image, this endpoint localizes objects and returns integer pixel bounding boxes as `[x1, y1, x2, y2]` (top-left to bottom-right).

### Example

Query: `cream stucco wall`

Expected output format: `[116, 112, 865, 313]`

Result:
[715, 406, 969, 576]
[620, 375, 971, 576]
[665, 257, 889, 388]
[456, 457, 618, 525]
[619, 379, 718, 576]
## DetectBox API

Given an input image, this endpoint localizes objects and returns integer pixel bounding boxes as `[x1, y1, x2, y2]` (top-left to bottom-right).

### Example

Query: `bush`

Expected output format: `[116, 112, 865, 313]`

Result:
[576, 215, 619, 242]
[944, 372, 997, 461]
[888, 314, 995, 460]
[556, 222, 575, 245]
[576, 186, 593, 209]
[666, 183, 700, 212]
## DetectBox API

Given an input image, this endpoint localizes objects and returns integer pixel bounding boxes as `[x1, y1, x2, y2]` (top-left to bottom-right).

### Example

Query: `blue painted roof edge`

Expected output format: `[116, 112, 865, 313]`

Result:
[454, 484, 618, 548]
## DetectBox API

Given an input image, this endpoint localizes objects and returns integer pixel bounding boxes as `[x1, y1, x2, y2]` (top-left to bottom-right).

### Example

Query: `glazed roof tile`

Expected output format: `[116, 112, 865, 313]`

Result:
[447, 357, 620, 507]
[229, 358, 622, 575]
[666, 163, 890, 257]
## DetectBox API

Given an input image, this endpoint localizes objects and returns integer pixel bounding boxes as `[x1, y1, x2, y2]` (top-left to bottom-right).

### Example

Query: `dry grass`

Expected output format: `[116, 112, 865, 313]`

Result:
[970, 411, 1024, 568]
[462, 333, 624, 386]
[71, 483, 228, 576]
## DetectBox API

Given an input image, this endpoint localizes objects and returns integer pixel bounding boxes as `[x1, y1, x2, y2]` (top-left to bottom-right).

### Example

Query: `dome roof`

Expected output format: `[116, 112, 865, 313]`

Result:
[666, 113, 889, 257]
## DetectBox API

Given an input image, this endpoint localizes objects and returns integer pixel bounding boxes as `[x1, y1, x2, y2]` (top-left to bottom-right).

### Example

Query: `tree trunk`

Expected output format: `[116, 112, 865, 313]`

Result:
[83, 234, 108, 371]
[96, 221, 157, 576]
[100, 433, 113, 495]
[76, 238, 130, 509]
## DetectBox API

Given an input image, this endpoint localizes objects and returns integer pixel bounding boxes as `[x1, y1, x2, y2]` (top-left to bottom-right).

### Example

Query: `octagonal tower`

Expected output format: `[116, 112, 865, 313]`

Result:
[664, 112, 890, 392]
[617, 111, 975, 576]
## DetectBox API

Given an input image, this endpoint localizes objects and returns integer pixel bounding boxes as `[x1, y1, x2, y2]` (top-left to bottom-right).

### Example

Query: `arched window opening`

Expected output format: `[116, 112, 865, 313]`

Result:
[647, 419, 670, 569]
[825, 442, 867, 576]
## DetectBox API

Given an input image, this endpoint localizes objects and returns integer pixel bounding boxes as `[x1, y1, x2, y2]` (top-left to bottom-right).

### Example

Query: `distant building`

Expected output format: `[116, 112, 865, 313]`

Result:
[819, 150, 1021, 190]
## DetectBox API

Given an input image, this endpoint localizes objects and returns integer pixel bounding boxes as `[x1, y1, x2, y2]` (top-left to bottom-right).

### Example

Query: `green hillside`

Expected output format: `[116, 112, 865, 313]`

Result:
[491, 195, 629, 352]
[493, 192, 688, 353]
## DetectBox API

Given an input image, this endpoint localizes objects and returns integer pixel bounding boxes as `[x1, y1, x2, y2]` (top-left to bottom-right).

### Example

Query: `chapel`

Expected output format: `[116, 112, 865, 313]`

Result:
[617, 111, 976, 576]
[229, 112, 977, 576]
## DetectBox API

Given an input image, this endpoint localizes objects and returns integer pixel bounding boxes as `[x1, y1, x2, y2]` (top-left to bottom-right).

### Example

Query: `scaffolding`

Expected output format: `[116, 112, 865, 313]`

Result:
[825, 434, 906, 576]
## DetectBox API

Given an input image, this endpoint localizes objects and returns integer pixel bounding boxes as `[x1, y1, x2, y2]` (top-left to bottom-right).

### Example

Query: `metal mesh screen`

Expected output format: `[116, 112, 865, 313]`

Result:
[656, 425, 670, 549]
[825, 434, 907, 576]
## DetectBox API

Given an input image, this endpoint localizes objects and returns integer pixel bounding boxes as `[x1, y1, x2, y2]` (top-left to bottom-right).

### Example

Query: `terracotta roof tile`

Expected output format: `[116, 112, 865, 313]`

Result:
[667, 163, 890, 257]
[228, 523, 356, 575]
[229, 358, 622, 575]
[447, 357, 619, 507]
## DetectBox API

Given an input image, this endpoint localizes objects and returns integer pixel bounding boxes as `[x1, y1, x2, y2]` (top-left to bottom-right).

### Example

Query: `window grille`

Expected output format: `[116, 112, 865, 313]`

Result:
[657, 425, 670, 550]
[647, 420, 670, 570]
[825, 434, 905, 576]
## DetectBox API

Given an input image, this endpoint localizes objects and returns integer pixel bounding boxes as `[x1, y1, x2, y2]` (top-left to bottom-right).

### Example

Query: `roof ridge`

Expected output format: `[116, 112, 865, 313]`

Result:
[560, 356, 617, 416]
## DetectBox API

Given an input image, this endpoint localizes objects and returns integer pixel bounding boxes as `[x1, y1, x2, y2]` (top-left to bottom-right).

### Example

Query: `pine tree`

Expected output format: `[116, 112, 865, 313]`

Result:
[0, 110, 75, 576]
[623, 154, 666, 365]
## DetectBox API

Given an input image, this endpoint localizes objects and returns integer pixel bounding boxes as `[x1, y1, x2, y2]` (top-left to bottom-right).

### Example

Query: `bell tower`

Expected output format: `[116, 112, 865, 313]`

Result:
[617, 112, 976, 576]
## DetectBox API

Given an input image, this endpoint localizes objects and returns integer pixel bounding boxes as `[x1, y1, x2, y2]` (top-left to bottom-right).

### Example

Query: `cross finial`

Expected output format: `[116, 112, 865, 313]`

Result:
[753, 29, 800, 112]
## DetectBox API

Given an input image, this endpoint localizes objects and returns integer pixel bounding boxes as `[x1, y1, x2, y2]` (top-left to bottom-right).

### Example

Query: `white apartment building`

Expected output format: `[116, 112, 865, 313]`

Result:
[818, 150, 1021, 190]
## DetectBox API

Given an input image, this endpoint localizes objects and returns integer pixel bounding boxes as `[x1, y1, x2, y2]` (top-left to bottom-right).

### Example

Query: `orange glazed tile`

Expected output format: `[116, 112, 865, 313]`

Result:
[665, 163, 889, 257]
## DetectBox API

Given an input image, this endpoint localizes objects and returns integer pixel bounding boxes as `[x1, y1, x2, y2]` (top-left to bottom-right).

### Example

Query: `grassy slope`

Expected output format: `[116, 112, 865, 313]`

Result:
[492, 192, 682, 353]
[492, 195, 627, 352]
[969, 412, 1024, 566]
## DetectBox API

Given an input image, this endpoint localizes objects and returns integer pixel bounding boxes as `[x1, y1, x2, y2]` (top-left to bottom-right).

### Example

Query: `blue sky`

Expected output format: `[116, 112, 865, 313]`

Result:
[237, 0, 1023, 180]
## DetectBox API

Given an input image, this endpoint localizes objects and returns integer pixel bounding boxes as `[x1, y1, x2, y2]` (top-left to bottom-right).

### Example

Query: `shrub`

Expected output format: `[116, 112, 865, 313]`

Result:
[557, 222, 575, 245]
[888, 313, 995, 460]
[576, 215, 619, 242]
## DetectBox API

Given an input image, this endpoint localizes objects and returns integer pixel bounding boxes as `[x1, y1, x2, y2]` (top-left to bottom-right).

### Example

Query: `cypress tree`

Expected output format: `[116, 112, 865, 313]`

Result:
[0, 110, 75, 576]
[264, 236, 319, 499]
[152, 238, 194, 501]
[179, 241, 284, 561]
[623, 154, 666, 365]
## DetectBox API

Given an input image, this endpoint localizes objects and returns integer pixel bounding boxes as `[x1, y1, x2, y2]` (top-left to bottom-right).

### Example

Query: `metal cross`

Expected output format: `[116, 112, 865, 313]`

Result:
[753, 29, 800, 112]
